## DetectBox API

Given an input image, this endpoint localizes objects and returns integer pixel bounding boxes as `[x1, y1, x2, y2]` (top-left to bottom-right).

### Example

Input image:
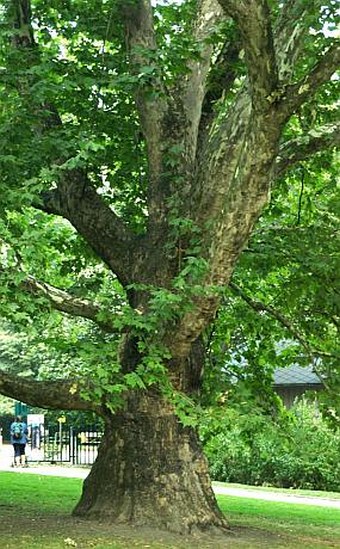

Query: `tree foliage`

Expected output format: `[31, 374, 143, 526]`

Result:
[201, 399, 340, 491]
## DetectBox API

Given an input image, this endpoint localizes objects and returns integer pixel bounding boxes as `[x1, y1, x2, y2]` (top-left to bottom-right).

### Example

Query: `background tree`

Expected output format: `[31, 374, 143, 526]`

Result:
[0, 0, 338, 535]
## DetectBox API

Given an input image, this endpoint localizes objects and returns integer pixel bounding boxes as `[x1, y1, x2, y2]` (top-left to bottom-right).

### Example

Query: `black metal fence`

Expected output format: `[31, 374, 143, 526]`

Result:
[27, 424, 103, 465]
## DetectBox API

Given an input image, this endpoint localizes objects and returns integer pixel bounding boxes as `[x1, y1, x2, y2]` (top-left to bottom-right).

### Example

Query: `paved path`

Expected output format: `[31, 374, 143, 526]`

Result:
[1, 444, 339, 509]
[213, 484, 340, 509]
[0, 443, 89, 478]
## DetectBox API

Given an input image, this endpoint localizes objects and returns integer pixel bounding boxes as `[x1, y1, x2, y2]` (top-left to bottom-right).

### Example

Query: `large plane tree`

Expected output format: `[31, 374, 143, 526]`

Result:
[0, 0, 339, 534]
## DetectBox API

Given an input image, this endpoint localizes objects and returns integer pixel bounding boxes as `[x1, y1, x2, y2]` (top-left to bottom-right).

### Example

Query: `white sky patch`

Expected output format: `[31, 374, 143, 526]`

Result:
[151, 0, 185, 5]
[323, 25, 340, 38]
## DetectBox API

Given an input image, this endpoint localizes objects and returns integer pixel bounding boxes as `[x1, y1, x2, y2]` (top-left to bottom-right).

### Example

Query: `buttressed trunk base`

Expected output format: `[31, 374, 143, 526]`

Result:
[73, 393, 227, 534]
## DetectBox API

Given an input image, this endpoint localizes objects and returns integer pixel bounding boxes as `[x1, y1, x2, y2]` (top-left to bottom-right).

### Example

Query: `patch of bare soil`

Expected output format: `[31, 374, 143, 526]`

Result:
[0, 508, 331, 548]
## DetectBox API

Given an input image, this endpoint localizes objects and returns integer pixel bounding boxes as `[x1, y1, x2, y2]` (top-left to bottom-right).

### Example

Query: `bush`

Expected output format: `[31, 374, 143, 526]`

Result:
[201, 400, 340, 491]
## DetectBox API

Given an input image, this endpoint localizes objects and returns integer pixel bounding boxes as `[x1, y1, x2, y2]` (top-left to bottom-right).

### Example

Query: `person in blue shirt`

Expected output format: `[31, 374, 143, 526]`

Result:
[10, 415, 29, 467]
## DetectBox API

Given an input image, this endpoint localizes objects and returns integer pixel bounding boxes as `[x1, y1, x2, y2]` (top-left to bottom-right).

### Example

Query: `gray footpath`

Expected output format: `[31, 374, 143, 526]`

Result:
[1, 443, 339, 509]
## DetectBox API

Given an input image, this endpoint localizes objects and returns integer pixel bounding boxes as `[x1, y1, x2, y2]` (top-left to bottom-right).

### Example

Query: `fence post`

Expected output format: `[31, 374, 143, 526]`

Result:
[70, 426, 74, 464]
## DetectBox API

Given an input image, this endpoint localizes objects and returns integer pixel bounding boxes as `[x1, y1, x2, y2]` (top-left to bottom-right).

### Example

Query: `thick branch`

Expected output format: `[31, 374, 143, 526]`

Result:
[121, 0, 165, 192]
[218, 0, 278, 110]
[182, 0, 224, 153]
[37, 177, 137, 287]
[0, 370, 101, 413]
[22, 275, 118, 333]
[199, 32, 242, 144]
[0, 247, 120, 331]
[12, 0, 35, 47]
[279, 43, 340, 120]
[275, 122, 340, 177]
[174, 86, 282, 358]
[273, 0, 323, 79]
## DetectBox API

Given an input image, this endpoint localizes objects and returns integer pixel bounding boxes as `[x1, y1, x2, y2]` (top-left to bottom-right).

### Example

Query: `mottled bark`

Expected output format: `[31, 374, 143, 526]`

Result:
[278, 42, 340, 121]
[74, 392, 227, 534]
[21, 275, 118, 332]
[0, 370, 100, 414]
[275, 122, 340, 177]
[38, 174, 137, 287]
[168, 104, 283, 358]
[182, 0, 225, 158]
[274, 0, 319, 78]
[218, 0, 278, 110]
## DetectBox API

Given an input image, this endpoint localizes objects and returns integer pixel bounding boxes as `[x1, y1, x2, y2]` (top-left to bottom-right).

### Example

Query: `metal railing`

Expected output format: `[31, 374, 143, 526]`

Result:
[27, 424, 103, 465]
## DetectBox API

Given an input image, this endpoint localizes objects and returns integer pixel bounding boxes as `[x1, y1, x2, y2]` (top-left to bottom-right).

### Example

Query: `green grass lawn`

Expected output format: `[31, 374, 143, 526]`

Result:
[217, 495, 340, 545]
[0, 472, 339, 549]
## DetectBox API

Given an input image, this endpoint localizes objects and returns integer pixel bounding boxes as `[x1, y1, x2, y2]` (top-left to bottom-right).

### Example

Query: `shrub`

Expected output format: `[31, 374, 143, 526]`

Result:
[201, 400, 340, 491]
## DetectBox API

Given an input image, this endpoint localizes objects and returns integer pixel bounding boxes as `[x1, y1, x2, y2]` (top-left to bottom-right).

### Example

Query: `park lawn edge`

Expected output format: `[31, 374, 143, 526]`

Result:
[212, 481, 340, 500]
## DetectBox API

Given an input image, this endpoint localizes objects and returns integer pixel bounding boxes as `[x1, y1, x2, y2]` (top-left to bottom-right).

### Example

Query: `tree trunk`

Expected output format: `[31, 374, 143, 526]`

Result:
[73, 392, 227, 534]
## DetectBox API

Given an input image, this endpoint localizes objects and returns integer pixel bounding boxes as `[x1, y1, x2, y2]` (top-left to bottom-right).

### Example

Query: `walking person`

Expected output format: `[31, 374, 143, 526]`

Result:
[10, 415, 29, 467]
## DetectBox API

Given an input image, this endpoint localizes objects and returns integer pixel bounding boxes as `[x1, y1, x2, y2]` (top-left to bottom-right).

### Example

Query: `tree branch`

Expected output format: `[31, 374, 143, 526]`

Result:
[11, 0, 35, 48]
[273, 0, 323, 79]
[218, 0, 278, 110]
[36, 174, 137, 287]
[199, 31, 242, 141]
[229, 281, 337, 360]
[181, 0, 225, 152]
[279, 43, 340, 120]
[22, 275, 119, 333]
[8, 1, 138, 287]
[0, 245, 121, 332]
[121, 0, 165, 189]
[275, 122, 340, 177]
[0, 370, 101, 413]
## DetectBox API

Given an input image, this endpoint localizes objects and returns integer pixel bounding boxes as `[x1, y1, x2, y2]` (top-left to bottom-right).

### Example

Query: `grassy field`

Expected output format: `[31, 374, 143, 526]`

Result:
[0, 472, 339, 548]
